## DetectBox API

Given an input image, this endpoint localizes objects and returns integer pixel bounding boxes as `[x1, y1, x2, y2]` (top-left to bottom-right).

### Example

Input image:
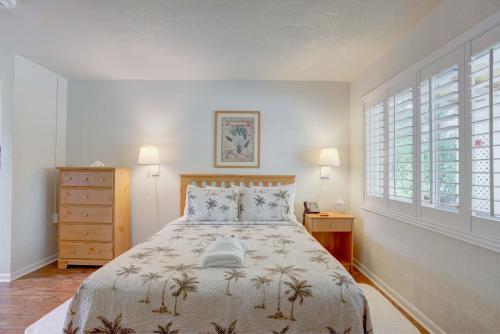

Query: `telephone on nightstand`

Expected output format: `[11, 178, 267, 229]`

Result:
[304, 201, 321, 214]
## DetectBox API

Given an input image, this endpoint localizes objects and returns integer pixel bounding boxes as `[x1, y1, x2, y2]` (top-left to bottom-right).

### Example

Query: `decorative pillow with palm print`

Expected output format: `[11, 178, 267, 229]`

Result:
[239, 184, 296, 221]
[185, 185, 239, 221]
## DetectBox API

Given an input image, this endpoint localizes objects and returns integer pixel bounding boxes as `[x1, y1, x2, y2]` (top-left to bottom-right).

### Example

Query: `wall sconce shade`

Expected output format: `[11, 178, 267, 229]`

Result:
[138, 145, 160, 177]
[318, 148, 340, 166]
[138, 146, 160, 165]
[318, 148, 340, 179]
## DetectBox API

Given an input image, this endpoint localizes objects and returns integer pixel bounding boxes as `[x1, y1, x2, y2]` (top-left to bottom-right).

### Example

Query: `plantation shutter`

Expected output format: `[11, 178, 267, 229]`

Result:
[388, 88, 414, 203]
[470, 43, 500, 218]
[420, 64, 460, 211]
[366, 102, 385, 198]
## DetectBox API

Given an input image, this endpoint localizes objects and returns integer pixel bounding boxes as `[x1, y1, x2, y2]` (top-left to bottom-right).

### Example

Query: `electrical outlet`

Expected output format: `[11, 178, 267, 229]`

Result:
[52, 213, 59, 224]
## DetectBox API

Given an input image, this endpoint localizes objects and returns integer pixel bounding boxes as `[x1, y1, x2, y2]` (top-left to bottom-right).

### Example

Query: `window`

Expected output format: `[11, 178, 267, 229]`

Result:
[365, 102, 385, 198]
[362, 21, 500, 249]
[420, 65, 460, 211]
[388, 89, 414, 203]
[470, 43, 500, 219]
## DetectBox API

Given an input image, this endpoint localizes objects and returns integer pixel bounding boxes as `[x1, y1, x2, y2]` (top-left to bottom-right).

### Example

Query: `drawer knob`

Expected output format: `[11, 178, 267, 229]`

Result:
[70, 249, 76, 254]
[83, 213, 88, 217]
[66, 176, 72, 180]
[99, 177, 104, 181]
[96, 250, 101, 254]
[82, 231, 88, 235]
[82, 195, 89, 199]
[84, 177, 89, 181]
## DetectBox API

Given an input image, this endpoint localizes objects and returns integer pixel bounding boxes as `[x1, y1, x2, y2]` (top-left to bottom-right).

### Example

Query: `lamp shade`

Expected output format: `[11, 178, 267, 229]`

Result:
[137, 146, 160, 165]
[318, 148, 340, 166]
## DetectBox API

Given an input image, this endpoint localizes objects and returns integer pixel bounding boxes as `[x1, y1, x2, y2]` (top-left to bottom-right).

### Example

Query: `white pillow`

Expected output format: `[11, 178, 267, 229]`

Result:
[239, 184, 296, 221]
[185, 185, 239, 221]
[182, 185, 238, 216]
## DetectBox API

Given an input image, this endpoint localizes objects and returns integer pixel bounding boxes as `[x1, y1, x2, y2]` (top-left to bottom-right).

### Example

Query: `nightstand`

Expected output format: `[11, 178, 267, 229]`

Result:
[304, 212, 354, 272]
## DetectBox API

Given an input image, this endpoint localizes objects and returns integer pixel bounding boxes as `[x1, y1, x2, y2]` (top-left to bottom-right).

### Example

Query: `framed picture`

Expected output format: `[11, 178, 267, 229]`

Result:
[214, 111, 260, 168]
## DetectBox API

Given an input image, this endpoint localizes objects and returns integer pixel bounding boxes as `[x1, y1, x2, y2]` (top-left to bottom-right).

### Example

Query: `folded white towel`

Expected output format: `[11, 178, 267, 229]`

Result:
[201, 237, 246, 268]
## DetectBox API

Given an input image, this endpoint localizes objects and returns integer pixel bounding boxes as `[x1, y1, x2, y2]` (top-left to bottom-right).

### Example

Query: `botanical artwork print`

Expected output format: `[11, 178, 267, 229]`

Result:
[64, 219, 372, 334]
[215, 112, 260, 168]
[221, 117, 255, 163]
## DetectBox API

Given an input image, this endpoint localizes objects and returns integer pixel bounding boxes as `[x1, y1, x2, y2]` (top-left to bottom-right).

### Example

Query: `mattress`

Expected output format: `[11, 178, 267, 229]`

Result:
[64, 219, 372, 333]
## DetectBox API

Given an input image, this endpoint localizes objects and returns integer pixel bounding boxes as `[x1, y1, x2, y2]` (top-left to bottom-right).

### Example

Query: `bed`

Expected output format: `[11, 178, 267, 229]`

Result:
[64, 174, 372, 334]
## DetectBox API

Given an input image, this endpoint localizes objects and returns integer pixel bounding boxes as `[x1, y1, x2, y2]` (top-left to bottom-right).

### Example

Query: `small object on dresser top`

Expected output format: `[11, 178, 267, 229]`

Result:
[201, 237, 246, 268]
[90, 160, 105, 167]
[304, 201, 320, 213]
[335, 197, 346, 213]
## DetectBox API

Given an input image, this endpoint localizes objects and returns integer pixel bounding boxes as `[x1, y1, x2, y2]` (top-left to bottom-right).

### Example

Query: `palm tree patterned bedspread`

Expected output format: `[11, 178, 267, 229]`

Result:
[64, 220, 373, 334]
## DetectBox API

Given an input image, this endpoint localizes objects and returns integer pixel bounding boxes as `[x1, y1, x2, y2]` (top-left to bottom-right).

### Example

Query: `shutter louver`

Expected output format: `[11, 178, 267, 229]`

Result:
[366, 102, 385, 198]
[388, 88, 414, 203]
[420, 64, 460, 211]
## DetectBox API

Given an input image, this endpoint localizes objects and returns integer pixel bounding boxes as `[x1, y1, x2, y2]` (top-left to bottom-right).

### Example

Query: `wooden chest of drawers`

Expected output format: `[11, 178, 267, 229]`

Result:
[57, 167, 131, 269]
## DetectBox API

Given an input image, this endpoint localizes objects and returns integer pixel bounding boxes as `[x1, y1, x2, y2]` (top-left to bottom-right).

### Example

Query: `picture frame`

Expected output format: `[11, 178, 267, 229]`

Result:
[214, 111, 260, 168]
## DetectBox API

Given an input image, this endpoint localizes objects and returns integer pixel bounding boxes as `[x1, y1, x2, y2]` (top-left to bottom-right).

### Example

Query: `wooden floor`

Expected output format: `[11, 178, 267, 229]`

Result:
[0, 263, 97, 334]
[0, 262, 428, 334]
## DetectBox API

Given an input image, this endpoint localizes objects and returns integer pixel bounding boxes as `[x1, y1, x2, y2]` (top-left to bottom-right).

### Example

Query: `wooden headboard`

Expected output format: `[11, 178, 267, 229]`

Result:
[179, 174, 296, 215]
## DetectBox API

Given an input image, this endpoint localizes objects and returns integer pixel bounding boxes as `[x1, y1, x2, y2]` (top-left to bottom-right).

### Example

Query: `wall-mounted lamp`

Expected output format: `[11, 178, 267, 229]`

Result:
[137, 145, 160, 177]
[318, 148, 340, 179]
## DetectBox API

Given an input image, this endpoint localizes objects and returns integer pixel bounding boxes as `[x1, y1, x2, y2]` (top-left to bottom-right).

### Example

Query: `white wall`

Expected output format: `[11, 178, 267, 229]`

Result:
[350, 1, 500, 332]
[0, 54, 67, 279]
[0, 53, 14, 277]
[66, 80, 350, 244]
[10, 56, 67, 273]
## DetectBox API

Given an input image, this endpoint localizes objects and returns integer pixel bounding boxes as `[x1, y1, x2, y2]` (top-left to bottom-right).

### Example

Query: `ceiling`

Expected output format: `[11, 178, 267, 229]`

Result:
[0, 0, 440, 81]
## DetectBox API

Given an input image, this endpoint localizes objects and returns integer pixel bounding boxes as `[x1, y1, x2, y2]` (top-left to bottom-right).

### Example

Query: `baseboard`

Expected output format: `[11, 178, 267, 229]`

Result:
[354, 258, 446, 334]
[0, 273, 11, 282]
[0, 253, 58, 282]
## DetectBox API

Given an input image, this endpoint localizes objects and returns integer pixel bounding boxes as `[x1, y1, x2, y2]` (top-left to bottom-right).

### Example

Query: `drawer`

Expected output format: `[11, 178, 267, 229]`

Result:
[312, 218, 352, 232]
[60, 242, 113, 260]
[60, 188, 113, 205]
[60, 206, 112, 223]
[60, 224, 112, 242]
[61, 171, 113, 187]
